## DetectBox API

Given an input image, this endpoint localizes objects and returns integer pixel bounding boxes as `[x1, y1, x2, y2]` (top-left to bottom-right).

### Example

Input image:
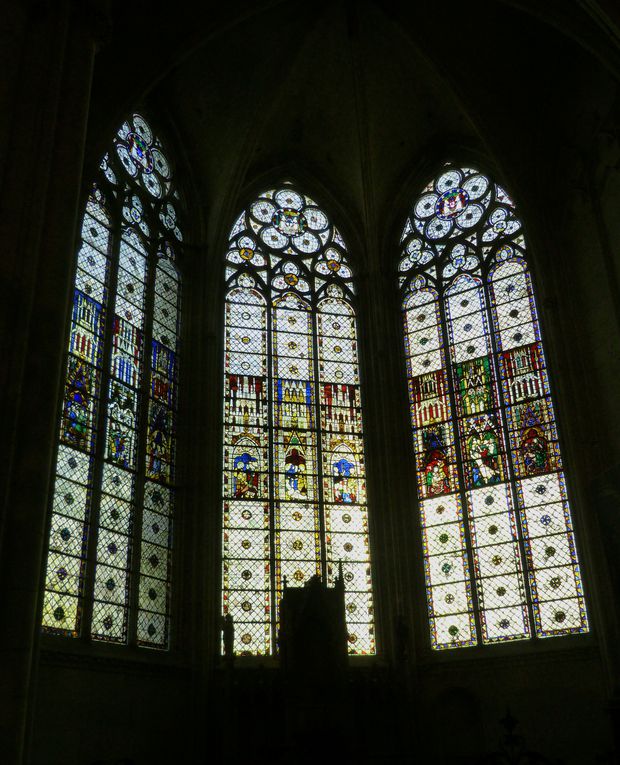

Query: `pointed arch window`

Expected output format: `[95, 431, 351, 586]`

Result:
[42, 114, 183, 649]
[222, 185, 375, 655]
[399, 164, 588, 649]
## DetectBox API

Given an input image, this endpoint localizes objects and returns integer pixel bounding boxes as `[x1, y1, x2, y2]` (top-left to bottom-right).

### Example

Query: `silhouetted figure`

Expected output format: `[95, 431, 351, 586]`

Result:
[222, 613, 235, 667]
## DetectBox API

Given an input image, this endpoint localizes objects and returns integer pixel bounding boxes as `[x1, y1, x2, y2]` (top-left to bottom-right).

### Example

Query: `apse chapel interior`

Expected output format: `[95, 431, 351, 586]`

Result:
[2, 2, 620, 763]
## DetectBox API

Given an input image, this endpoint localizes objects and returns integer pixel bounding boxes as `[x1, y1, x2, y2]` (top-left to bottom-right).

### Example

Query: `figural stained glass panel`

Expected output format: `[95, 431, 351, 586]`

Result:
[399, 164, 588, 649]
[223, 186, 374, 655]
[42, 114, 182, 649]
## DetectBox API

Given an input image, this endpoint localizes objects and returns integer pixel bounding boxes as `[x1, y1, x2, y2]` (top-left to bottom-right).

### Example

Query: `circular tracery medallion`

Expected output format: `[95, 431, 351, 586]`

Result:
[272, 208, 308, 236]
[435, 188, 469, 220]
[127, 132, 154, 174]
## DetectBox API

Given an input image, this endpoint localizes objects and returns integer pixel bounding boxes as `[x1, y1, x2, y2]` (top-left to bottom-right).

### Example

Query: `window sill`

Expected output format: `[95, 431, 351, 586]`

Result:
[38, 632, 190, 674]
[415, 631, 599, 673]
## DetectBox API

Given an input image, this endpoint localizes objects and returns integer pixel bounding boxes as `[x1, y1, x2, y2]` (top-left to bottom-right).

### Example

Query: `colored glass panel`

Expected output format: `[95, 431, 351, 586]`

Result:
[318, 296, 374, 653]
[42, 193, 111, 635]
[92, 203, 149, 643]
[489, 257, 586, 636]
[403, 285, 475, 648]
[272, 293, 322, 621]
[223, 286, 271, 655]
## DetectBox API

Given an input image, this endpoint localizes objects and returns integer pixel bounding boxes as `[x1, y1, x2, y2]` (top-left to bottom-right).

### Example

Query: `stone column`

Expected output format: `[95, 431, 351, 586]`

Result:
[0, 3, 98, 762]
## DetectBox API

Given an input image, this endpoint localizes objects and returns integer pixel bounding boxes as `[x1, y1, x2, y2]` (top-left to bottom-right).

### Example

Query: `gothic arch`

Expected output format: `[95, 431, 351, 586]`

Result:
[41, 112, 184, 649]
[398, 162, 589, 649]
[221, 182, 375, 655]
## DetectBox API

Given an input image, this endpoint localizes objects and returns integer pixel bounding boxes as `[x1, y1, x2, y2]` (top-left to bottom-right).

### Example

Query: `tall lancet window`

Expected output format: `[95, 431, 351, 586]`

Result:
[399, 164, 588, 649]
[42, 114, 183, 649]
[222, 184, 374, 655]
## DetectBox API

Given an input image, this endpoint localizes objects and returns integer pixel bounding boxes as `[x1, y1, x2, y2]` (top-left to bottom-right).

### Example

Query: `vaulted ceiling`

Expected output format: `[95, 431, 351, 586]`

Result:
[87, 1, 620, 256]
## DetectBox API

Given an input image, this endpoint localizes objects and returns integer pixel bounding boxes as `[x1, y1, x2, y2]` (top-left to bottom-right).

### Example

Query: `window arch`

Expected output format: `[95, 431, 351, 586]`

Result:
[399, 164, 588, 649]
[222, 184, 374, 655]
[41, 114, 183, 649]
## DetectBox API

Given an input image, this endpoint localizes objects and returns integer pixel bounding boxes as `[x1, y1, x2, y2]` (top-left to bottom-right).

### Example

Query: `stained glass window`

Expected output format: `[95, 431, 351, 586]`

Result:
[399, 164, 588, 649]
[42, 114, 182, 649]
[222, 185, 374, 655]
